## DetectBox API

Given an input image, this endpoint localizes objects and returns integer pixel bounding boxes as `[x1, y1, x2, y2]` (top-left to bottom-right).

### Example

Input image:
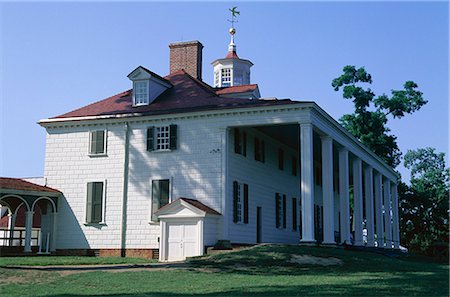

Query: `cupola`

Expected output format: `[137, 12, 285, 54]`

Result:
[211, 23, 253, 88]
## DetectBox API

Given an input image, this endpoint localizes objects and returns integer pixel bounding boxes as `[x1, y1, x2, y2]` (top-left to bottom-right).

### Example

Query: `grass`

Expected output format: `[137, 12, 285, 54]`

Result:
[0, 244, 448, 297]
[0, 256, 155, 266]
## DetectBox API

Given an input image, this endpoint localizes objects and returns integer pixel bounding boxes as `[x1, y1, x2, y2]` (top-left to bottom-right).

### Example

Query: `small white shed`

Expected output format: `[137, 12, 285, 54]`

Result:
[155, 198, 221, 262]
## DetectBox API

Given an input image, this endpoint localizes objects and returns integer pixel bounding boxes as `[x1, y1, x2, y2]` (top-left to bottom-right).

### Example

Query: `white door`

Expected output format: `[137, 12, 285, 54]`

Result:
[166, 220, 199, 261]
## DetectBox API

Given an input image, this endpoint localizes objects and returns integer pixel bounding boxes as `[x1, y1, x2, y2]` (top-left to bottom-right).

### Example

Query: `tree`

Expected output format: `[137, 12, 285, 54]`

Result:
[400, 148, 449, 255]
[332, 66, 427, 167]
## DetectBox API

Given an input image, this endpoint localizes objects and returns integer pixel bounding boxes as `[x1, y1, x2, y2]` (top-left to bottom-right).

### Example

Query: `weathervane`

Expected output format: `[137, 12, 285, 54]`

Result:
[228, 6, 240, 36]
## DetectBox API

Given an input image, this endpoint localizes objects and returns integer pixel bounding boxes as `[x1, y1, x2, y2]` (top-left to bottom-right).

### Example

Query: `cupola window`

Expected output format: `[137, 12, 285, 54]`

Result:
[133, 81, 149, 105]
[221, 68, 231, 87]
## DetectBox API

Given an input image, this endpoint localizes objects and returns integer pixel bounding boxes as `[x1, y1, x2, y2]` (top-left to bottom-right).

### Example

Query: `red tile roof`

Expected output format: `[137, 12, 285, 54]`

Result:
[215, 84, 258, 95]
[50, 70, 298, 120]
[179, 198, 221, 215]
[0, 178, 60, 193]
[225, 50, 239, 59]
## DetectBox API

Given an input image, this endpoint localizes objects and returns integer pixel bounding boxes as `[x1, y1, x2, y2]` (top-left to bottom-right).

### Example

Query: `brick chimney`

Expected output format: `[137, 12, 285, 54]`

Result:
[169, 40, 203, 80]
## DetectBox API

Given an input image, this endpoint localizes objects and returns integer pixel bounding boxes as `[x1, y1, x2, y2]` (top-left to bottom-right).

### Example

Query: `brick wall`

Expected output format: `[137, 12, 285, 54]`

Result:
[169, 41, 203, 80]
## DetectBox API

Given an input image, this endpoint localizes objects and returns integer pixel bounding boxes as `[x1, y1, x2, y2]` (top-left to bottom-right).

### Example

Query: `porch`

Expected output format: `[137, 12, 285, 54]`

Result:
[0, 178, 61, 256]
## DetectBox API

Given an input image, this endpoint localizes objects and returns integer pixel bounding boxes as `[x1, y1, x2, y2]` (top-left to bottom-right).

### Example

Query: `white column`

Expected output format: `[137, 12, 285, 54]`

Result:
[8, 214, 16, 246]
[321, 135, 335, 244]
[50, 212, 58, 252]
[374, 172, 384, 247]
[339, 148, 351, 244]
[364, 165, 375, 247]
[300, 123, 315, 243]
[391, 183, 400, 249]
[352, 158, 363, 246]
[383, 178, 393, 248]
[24, 211, 34, 253]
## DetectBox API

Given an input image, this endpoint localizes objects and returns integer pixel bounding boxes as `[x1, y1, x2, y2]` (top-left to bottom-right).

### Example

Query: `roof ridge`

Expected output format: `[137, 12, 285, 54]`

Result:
[166, 70, 217, 95]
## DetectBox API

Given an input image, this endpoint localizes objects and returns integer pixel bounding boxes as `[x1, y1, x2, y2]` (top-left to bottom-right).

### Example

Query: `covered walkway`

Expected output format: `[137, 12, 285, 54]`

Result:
[0, 178, 61, 255]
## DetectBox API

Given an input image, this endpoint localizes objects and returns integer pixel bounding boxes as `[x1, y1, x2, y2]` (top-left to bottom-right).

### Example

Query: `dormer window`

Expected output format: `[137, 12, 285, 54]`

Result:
[133, 80, 149, 106]
[127, 66, 172, 107]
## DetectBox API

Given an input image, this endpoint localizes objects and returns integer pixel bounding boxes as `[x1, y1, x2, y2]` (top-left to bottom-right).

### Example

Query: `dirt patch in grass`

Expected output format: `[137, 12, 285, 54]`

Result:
[288, 255, 343, 266]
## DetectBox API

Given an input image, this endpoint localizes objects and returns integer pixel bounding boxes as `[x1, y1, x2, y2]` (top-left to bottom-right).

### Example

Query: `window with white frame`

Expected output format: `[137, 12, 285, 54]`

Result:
[134, 80, 149, 105]
[147, 125, 177, 152]
[221, 68, 231, 87]
[89, 130, 106, 155]
[156, 126, 170, 150]
[86, 181, 105, 224]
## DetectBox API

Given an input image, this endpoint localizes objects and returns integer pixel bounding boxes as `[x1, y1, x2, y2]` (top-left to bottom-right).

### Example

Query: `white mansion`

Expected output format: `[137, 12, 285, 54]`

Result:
[1, 30, 400, 261]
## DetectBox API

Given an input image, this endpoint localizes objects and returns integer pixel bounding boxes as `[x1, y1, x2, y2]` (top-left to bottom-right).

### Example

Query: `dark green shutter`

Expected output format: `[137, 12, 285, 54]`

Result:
[86, 182, 103, 223]
[283, 194, 286, 228]
[151, 180, 160, 221]
[86, 183, 94, 223]
[243, 184, 249, 224]
[275, 193, 280, 228]
[233, 181, 239, 223]
[261, 140, 265, 163]
[96, 131, 105, 154]
[147, 127, 154, 151]
[234, 128, 240, 154]
[169, 125, 177, 150]
[242, 132, 247, 157]
[92, 182, 103, 223]
[254, 138, 259, 161]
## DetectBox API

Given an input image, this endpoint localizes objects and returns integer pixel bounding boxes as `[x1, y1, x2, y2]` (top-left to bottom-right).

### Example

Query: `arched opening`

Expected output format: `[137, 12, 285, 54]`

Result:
[32, 197, 57, 253]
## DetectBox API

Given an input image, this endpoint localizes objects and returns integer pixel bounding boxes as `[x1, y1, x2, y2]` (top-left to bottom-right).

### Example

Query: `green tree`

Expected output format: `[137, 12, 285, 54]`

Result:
[332, 66, 427, 167]
[400, 148, 449, 255]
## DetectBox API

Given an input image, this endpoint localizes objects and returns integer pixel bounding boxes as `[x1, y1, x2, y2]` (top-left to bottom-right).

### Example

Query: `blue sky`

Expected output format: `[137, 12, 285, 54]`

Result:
[1, 1, 448, 181]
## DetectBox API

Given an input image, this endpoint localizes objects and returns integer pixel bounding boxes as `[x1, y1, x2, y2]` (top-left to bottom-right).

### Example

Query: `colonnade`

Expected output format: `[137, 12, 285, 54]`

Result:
[299, 123, 400, 249]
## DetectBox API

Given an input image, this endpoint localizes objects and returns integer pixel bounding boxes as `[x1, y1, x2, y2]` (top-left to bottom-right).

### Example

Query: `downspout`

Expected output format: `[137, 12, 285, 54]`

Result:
[120, 122, 130, 257]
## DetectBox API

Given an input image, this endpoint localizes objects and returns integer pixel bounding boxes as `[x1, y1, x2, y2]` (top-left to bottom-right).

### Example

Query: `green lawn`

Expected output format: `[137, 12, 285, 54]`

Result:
[0, 256, 155, 266]
[1, 245, 448, 297]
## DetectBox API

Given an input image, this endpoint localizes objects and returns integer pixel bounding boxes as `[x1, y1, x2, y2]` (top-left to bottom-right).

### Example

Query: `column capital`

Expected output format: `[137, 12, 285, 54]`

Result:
[320, 134, 332, 142]
[338, 146, 349, 154]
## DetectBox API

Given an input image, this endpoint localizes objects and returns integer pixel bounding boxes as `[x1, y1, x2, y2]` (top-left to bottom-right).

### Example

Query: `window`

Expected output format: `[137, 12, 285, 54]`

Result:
[275, 193, 286, 229]
[234, 69, 243, 85]
[292, 157, 298, 176]
[221, 68, 231, 87]
[86, 181, 105, 224]
[89, 130, 106, 155]
[254, 137, 265, 163]
[278, 148, 284, 170]
[292, 197, 297, 231]
[214, 71, 220, 87]
[233, 181, 248, 224]
[134, 81, 149, 105]
[151, 179, 170, 221]
[147, 125, 177, 151]
[234, 128, 247, 156]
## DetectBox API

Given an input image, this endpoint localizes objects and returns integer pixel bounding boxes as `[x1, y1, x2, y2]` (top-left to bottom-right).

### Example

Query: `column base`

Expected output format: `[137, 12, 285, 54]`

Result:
[299, 240, 317, 246]
[321, 241, 337, 246]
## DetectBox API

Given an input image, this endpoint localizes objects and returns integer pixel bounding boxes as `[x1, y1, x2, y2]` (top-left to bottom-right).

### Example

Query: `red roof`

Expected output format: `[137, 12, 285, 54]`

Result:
[50, 70, 297, 120]
[0, 178, 60, 193]
[156, 197, 221, 215]
[179, 198, 221, 215]
[216, 84, 258, 95]
[225, 50, 239, 59]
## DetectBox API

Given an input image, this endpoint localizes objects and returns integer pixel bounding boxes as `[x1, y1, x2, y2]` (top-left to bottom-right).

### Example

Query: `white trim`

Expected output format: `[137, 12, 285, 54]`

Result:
[88, 129, 107, 156]
[84, 179, 107, 225]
